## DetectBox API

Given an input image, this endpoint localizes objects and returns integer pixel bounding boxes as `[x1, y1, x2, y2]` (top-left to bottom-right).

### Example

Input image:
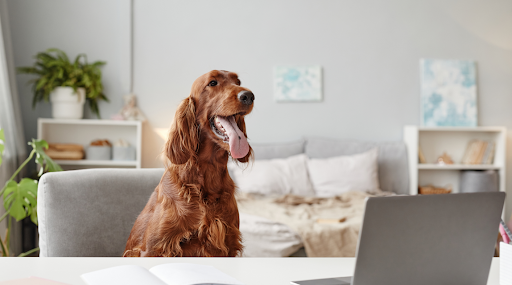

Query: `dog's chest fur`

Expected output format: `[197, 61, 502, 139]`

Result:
[169, 185, 238, 257]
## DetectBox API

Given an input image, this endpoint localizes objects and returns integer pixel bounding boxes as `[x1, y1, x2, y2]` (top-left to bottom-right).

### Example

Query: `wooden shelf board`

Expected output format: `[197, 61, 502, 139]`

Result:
[54, 160, 137, 166]
[38, 118, 141, 126]
[418, 164, 501, 170]
[416, 126, 505, 132]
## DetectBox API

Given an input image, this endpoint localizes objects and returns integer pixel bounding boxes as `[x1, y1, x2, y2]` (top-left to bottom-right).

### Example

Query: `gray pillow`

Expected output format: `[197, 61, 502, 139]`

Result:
[251, 139, 305, 160]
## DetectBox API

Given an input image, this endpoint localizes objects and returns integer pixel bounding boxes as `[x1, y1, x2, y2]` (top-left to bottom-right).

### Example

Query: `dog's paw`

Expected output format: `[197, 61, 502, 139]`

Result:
[122, 248, 141, 257]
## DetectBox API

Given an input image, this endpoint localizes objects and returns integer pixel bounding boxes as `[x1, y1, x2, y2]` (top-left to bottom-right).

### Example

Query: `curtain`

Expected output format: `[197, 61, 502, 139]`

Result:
[0, 0, 27, 255]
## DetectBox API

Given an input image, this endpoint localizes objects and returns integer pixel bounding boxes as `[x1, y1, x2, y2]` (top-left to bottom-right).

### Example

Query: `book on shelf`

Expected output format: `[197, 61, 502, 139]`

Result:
[474, 141, 487, 164]
[484, 142, 496, 164]
[461, 140, 495, 165]
[81, 263, 243, 285]
[460, 140, 474, 165]
[418, 145, 427, 163]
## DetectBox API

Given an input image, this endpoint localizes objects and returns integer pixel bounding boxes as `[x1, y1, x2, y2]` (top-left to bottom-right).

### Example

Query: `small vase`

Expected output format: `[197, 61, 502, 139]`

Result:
[50, 86, 85, 119]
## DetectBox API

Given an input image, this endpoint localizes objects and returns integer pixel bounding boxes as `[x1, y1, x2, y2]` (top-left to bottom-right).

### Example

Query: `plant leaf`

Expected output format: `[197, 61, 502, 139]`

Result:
[18, 247, 39, 257]
[92, 61, 106, 67]
[28, 139, 62, 176]
[30, 207, 38, 225]
[88, 100, 101, 119]
[3, 179, 38, 222]
[0, 128, 4, 167]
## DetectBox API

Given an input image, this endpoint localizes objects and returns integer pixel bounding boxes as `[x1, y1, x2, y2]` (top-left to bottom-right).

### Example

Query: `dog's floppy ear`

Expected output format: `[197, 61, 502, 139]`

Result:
[234, 116, 253, 163]
[166, 97, 199, 164]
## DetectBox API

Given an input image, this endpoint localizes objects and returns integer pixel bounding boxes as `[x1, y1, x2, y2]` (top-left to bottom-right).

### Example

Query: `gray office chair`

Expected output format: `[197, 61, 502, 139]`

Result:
[37, 168, 164, 257]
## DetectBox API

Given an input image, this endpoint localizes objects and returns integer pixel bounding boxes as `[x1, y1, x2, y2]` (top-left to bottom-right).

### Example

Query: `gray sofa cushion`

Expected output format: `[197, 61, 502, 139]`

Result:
[251, 139, 305, 160]
[305, 137, 409, 195]
[38, 168, 164, 257]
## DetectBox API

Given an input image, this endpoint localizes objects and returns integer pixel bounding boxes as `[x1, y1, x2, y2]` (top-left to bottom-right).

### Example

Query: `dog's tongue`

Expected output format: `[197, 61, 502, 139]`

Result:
[217, 116, 249, 158]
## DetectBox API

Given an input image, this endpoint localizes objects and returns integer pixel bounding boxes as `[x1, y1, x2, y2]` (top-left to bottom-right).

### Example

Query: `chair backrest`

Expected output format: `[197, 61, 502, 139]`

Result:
[38, 168, 164, 257]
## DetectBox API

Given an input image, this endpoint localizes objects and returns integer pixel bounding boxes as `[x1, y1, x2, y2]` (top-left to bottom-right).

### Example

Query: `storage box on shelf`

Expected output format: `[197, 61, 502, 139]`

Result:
[37, 118, 142, 169]
[403, 126, 506, 195]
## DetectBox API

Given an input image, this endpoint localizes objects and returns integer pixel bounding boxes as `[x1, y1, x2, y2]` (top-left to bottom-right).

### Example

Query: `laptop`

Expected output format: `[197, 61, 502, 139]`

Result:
[291, 192, 505, 285]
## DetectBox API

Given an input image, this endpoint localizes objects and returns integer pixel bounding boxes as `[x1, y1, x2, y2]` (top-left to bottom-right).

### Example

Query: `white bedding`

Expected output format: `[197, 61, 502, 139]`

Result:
[239, 212, 303, 257]
[237, 192, 391, 257]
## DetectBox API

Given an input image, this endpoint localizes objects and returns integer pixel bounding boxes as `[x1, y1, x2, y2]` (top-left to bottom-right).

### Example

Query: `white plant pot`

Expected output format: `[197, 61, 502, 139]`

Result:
[50, 87, 86, 119]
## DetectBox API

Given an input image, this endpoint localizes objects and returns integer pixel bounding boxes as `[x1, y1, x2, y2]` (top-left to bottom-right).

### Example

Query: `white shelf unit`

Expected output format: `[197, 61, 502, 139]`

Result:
[38, 118, 142, 169]
[403, 125, 506, 195]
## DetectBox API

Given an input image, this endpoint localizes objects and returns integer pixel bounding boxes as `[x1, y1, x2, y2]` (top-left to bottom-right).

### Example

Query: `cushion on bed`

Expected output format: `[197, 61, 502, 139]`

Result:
[307, 148, 380, 197]
[305, 138, 409, 194]
[228, 154, 315, 196]
[251, 139, 305, 160]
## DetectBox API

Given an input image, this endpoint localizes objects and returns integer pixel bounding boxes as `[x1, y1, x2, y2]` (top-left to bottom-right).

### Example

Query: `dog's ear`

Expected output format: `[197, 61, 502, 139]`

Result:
[166, 97, 199, 164]
[234, 116, 253, 163]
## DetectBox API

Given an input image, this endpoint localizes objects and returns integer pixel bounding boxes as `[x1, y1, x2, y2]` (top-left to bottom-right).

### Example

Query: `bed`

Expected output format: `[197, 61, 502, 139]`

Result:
[232, 137, 409, 257]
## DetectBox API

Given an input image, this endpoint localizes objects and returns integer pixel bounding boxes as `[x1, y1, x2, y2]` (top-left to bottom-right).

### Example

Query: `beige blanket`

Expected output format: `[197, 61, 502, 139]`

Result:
[237, 191, 387, 257]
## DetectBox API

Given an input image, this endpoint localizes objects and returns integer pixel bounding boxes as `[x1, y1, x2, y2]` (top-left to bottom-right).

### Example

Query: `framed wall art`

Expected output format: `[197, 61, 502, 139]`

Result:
[273, 65, 322, 102]
[420, 59, 477, 127]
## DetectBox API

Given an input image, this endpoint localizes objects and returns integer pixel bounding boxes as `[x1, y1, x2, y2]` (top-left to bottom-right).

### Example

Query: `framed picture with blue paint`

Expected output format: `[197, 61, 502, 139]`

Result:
[273, 65, 322, 102]
[420, 59, 478, 127]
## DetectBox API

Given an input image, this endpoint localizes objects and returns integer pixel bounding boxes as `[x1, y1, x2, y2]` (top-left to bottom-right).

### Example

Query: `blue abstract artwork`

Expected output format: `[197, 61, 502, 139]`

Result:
[420, 59, 477, 127]
[274, 66, 322, 102]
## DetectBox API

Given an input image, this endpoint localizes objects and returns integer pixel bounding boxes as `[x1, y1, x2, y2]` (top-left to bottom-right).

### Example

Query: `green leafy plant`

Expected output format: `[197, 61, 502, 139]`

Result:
[17, 48, 108, 118]
[0, 129, 62, 256]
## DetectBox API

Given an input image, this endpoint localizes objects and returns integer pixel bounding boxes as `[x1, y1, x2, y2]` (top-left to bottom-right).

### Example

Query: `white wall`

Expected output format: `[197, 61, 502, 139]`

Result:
[7, 0, 512, 217]
[8, 0, 131, 154]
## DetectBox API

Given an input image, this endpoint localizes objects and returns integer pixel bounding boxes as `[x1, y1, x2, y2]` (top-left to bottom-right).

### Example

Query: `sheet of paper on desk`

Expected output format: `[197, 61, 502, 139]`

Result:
[0, 277, 69, 285]
[81, 265, 166, 285]
[149, 263, 243, 285]
[501, 243, 512, 285]
[81, 263, 243, 285]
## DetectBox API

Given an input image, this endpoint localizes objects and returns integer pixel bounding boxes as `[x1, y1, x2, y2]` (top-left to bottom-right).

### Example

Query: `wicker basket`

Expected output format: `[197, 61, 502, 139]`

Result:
[418, 185, 452, 195]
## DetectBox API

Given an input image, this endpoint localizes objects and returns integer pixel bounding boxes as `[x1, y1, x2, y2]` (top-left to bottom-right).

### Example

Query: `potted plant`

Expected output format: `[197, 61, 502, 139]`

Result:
[18, 48, 108, 119]
[0, 128, 62, 256]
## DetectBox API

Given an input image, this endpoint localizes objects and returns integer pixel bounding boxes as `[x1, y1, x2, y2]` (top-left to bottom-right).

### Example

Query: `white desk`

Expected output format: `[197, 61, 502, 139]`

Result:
[0, 257, 501, 285]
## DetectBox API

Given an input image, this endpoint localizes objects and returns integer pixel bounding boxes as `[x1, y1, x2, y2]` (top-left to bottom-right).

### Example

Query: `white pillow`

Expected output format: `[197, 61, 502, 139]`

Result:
[307, 148, 380, 197]
[228, 154, 315, 196]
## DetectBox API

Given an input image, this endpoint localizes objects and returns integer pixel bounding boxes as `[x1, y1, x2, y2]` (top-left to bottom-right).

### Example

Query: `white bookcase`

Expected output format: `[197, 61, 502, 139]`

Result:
[37, 118, 142, 169]
[403, 125, 506, 195]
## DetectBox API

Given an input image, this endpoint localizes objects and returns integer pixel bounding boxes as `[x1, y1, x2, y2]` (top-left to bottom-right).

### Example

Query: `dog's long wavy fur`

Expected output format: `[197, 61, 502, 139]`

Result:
[124, 70, 253, 257]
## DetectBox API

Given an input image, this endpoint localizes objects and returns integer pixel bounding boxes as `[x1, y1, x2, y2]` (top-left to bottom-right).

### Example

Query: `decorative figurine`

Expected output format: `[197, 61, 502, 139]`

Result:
[437, 152, 454, 165]
[112, 94, 147, 121]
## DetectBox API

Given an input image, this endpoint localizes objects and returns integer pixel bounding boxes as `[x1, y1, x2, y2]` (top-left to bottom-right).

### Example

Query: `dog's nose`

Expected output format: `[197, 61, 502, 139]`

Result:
[238, 91, 254, 105]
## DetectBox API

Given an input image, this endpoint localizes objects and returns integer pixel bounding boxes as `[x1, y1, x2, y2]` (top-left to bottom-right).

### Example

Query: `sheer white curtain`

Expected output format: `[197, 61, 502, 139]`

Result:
[0, 0, 26, 255]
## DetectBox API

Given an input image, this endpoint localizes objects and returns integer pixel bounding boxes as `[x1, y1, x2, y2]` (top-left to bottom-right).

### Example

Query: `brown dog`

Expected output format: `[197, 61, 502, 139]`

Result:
[124, 70, 254, 257]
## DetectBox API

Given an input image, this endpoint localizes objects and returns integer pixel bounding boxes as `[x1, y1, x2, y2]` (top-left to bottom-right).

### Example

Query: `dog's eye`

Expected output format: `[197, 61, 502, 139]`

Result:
[208, 80, 217, 87]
